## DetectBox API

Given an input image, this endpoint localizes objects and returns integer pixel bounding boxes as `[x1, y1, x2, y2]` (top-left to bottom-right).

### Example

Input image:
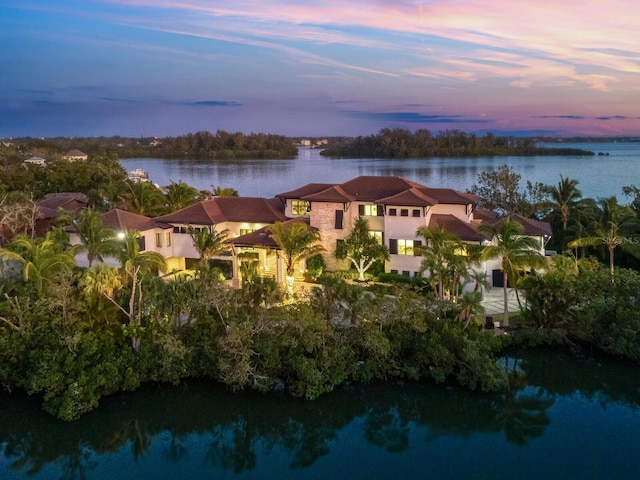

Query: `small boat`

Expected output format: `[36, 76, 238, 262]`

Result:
[128, 168, 150, 183]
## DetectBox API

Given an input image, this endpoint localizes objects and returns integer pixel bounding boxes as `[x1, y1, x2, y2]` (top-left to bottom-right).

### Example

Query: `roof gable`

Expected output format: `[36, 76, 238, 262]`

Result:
[156, 197, 286, 225]
[429, 214, 489, 242]
[103, 209, 155, 231]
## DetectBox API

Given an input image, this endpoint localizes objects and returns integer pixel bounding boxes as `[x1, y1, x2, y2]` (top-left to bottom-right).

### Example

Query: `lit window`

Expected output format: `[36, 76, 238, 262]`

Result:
[398, 239, 414, 255]
[155, 233, 162, 247]
[165, 232, 171, 247]
[292, 200, 310, 215]
[369, 231, 383, 245]
[240, 228, 254, 236]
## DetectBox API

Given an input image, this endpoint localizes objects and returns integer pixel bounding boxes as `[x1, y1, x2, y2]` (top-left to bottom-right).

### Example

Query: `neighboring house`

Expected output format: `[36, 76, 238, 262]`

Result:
[154, 196, 288, 271]
[62, 149, 89, 162]
[35, 192, 88, 236]
[68, 208, 175, 269]
[23, 156, 47, 167]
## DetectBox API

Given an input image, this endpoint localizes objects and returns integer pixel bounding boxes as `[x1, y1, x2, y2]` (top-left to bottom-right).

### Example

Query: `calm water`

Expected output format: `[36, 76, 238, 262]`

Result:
[1, 349, 639, 479]
[120, 142, 640, 200]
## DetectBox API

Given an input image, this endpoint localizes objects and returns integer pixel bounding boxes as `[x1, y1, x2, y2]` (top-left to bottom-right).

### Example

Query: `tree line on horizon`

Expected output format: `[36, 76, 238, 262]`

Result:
[320, 128, 595, 158]
[0, 130, 298, 162]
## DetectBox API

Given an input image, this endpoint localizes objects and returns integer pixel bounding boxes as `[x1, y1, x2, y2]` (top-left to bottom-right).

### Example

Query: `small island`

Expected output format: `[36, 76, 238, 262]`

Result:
[320, 128, 595, 158]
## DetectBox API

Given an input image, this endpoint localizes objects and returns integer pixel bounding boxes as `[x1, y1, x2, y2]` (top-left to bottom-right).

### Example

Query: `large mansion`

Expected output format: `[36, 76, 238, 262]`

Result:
[69, 176, 551, 286]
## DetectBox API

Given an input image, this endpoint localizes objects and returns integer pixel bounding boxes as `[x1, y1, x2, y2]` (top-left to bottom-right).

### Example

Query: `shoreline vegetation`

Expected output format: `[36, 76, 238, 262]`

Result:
[319, 129, 595, 158]
[1, 128, 600, 163]
[1, 132, 640, 422]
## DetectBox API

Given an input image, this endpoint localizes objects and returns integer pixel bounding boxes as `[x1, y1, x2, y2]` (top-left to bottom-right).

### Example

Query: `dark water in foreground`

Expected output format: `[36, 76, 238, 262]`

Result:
[1, 349, 639, 479]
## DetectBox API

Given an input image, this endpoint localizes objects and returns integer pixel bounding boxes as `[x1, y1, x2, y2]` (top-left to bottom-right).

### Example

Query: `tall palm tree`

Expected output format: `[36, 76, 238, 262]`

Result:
[266, 221, 325, 298]
[416, 226, 462, 300]
[543, 176, 583, 250]
[0, 232, 76, 294]
[545, 176, 583, 231]
[73, 208, 119, 267]
[479, 218, 546, 327]
[84, 230, 167, 350]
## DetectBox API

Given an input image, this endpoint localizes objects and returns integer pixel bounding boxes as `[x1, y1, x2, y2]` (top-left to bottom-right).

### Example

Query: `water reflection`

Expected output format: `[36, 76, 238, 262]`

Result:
[1, 349, 639, 478]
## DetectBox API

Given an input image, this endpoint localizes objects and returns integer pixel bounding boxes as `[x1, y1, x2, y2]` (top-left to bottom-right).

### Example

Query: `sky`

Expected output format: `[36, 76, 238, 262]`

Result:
[1, 0, 639, 138]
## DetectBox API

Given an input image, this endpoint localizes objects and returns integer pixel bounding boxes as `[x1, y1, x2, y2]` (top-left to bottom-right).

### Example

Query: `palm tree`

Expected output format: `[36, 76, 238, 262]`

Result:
[543, 176, 583, 249]
[0, 232, 76, 294]
[189, 227, 230, 267]
[119, 181, 167, 216]
[416, 226, 462, 300]
[84, 230, 167, 350]
[163, 180, 199, 211]
[266, 221, 325, 297]
[73, 208, 119, 267]
[479, 218, 546, 327]
[568, 196, 640, 281]
[211, 185, 239, 197]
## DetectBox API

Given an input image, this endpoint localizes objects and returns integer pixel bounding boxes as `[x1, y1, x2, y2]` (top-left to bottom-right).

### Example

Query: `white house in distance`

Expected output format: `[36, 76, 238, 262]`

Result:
[62, 149, 89, 162]
[23, 156, 47, 167]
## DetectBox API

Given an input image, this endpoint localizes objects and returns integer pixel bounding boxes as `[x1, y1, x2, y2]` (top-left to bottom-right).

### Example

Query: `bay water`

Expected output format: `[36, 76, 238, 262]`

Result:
[120, 142, 640, 200]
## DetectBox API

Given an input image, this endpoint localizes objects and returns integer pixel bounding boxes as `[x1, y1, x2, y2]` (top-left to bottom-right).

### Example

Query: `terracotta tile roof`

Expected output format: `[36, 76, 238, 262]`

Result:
[63, 149, 88, 157]
[301, 185, 355, 202]
[377, 188, 438, 206]
[429, 214, 490, 242]
[229, 218, 315, 248]
[277, 176, 478, 207]
[508, 214, 553, 237]
[38, 192, 88, 210]
[483, 214, 552, 238]
[420, 188, 478, 205]
[155, 197, 286, 225]
[339, 176, 420, 201]
[276, 183, 336, 199]
[103, 209, 155, 232]
[472, 208, 499, 222]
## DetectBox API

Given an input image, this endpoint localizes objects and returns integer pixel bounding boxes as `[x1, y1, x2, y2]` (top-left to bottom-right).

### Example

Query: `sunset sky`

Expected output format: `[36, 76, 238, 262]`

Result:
[1, 0, 639, 138]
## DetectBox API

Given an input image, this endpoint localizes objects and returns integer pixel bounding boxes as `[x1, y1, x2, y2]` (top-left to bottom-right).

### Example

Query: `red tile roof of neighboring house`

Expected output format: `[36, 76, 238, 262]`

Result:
[37, 193, 88, 219]
[63, 149, 88, 157]
[472, 208, 500, 222]
[103, 209, 156, 232]
[155, 197, 287, 225]
[38, 192, 88, 210]
[429, 214, 490, 242]
[508, 214, 553, 237]
[483, 214, 552, 238]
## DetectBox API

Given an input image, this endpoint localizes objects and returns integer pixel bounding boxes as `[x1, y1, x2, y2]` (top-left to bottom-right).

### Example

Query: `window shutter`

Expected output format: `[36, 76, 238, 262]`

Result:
[358, 205, 365, 216]
[389, 239, 398, 254]
[377, 205, 384, 216]
[335, 210, 344, 229]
